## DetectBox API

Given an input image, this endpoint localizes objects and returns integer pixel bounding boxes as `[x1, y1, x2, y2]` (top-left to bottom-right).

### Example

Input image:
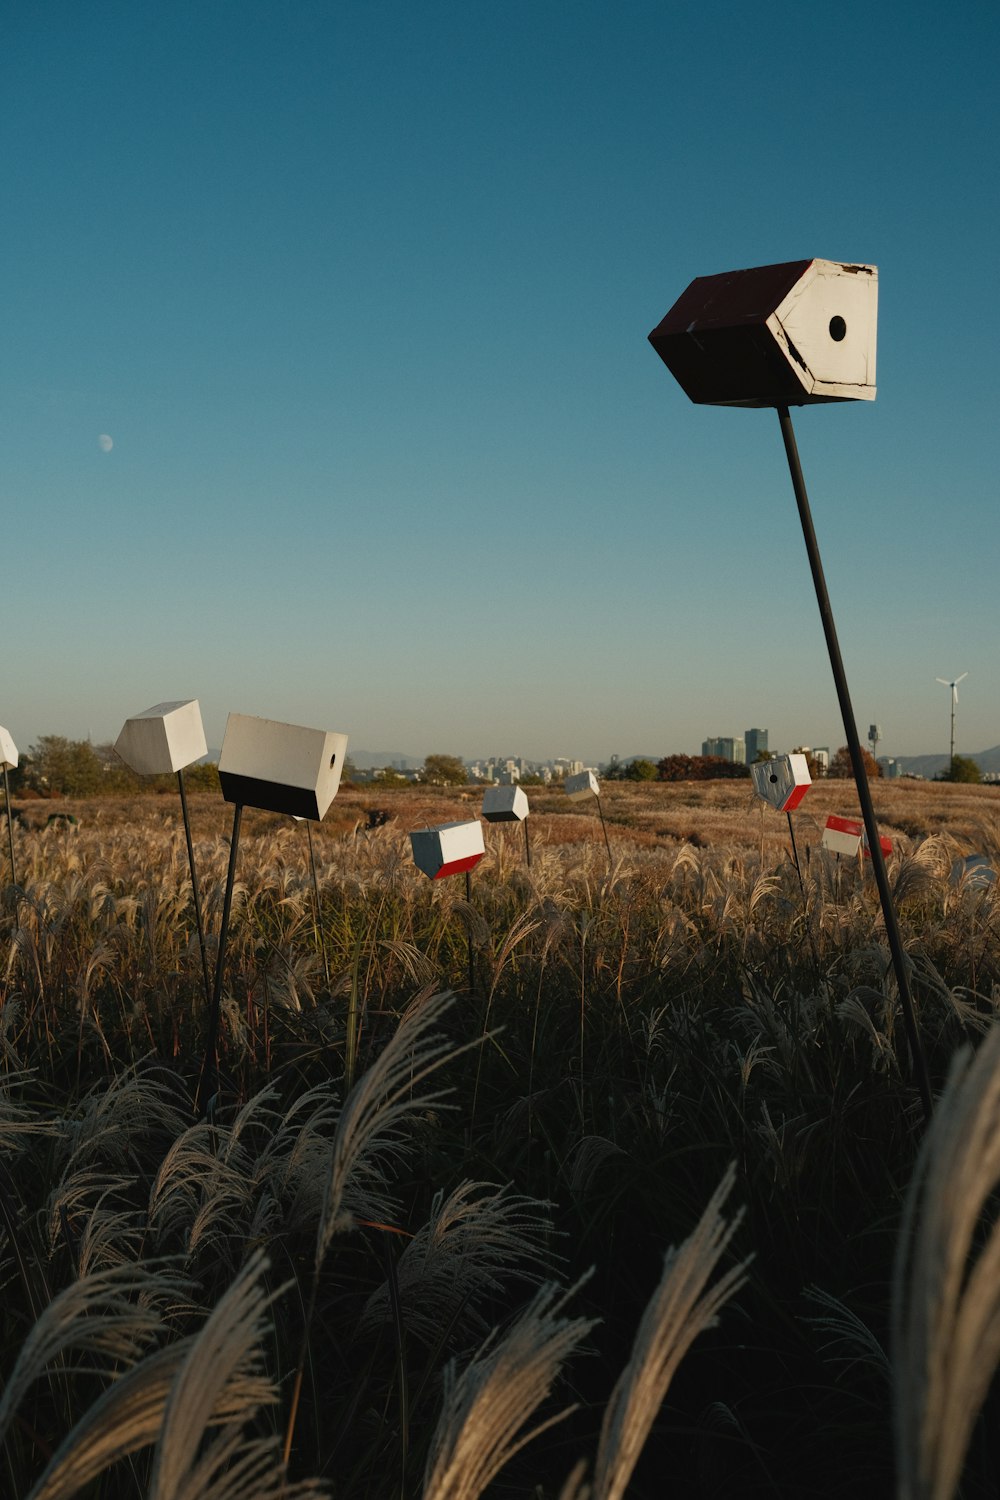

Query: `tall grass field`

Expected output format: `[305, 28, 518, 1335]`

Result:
[1, 776, 999, 1498]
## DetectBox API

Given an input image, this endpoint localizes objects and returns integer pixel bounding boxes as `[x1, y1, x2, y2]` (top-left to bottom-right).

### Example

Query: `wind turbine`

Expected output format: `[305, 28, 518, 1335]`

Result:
[935, 672, 968, 768]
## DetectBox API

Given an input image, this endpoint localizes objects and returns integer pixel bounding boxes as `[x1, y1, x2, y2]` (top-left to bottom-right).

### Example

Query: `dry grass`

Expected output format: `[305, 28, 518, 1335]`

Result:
[1, 778, 999, 1497]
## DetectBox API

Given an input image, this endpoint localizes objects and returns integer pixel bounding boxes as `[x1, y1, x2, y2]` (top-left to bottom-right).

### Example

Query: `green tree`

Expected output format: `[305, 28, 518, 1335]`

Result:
[421, 754, 468, 786]
[624, 758, 658, 781]
[29, 736, 104, 796]
[936, 755, 981, 784]
[182, 761, 222, 793]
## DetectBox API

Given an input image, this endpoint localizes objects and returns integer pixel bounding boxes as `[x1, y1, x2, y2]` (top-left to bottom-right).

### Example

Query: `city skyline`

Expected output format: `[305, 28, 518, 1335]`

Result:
[2, 5, 998, 762]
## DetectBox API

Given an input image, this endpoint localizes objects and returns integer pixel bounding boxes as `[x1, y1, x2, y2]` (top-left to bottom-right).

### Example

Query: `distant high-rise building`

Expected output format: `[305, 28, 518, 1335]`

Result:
[745, 728, 768, 764]
[702, 736, 745, 764]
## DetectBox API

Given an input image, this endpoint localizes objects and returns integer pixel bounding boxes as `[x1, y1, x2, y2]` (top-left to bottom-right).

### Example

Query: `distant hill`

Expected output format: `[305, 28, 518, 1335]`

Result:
[894, 745, 1000, 779]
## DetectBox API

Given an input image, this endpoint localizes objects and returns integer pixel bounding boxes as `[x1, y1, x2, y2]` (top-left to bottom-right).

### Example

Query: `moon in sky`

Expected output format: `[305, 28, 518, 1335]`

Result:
[98, 434, 114, 452]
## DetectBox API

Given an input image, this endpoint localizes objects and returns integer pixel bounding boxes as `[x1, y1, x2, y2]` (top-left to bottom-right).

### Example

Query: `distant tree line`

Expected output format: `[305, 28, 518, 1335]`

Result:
[7, 736, 220, 798]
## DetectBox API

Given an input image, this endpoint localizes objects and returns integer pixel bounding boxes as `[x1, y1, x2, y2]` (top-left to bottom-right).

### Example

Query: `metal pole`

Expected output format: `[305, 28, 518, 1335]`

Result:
[465, 866, 475, 993]
[950, 693, 956, 767]
[524, 817, 532, 869]
[306, 821, 331, 988]
[196, 801, 243, 1118]
[2, 764, 15, 891]
[786, 809, 803, 886]
[177, 769, 212, 1008]
[596, 795, 613, 866]
[777, 405, 932, 1122]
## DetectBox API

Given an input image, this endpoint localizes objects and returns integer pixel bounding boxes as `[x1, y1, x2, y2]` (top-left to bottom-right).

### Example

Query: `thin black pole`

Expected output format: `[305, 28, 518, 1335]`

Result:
[196, 801, 243, 1118]
[523, 817, 532, 869]
[306, 821, 331, 988]
[777, 405, 932, 1123]
[596, 795, 613, 867]
[465, 866, 475, 993]
[177, 769, 212, 1009]
[786, 809, 803, 886]
[2, 764, 15, 891]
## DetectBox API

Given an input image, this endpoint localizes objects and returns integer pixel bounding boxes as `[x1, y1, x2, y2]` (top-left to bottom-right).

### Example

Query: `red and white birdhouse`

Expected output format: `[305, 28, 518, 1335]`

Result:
[114, 700, 208, 777]
[218, 714, 349, 821]
[822, 815, 863, 857]
[410, 820, 486, 880]
[482, 785, 530, 823]
[822, 814, 892, 860]
[0, 726, 17, 772]
[648, 259, 877, 407]
[564, 769, 600, 802]
[750, 753, 812, 813]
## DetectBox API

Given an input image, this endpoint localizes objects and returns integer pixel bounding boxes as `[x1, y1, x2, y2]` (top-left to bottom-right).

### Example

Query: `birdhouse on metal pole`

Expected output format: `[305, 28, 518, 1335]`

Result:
[0, 726, 17, 773]
[115, 699, 213, 1007]
[481, 785, 530, 823]
[1, 725, 18, 890]
[648, 259, 877, 407]
[218, 714, 349, 821]
[750, 753, 812, 813]
[648, 257, 932, 1122]
[564, 769, 600, 802]
[114, 700, 208, 776]
[410, 820, 486, 880]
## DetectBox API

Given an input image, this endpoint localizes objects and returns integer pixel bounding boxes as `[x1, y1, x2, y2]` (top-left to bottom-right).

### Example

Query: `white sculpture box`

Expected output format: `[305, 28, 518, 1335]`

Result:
[0, 726, 17, 772]
[410, 820, 485, 880]
[482, 785, 529, 823]
[750, 753, 812, 813]
[218, 713, 349, 821]
[564, 769, 600, 802]
[648, 259, 877, 407]
[114, 700, 207, 776]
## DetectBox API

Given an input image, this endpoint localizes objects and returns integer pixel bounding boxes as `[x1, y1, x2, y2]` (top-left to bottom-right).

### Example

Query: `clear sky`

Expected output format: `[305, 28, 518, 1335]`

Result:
[2, 1, 998, 766]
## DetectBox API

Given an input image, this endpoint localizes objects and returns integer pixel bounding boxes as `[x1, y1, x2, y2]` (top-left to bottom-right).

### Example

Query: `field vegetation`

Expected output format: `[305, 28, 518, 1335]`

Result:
[1, 776, 999, 1497]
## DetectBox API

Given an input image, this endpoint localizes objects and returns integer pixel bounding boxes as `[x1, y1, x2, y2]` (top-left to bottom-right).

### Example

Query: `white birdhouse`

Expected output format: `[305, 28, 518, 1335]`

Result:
[482, 785, 530, 823]
[410, 820, 486, 880]
[114, 700, 208, 777]
[564, 769, 600, 802]
[750, 753, 812, 813]
[218, 713, 349, 821]
[0, 726, 17, 772]
[648, 259, 877, 407]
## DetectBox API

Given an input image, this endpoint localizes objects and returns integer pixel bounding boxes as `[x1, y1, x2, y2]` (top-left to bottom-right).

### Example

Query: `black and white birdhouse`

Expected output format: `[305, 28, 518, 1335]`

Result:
[564, 770, 600, 802]
[218, 713, 349, 821]
[481, 785, 530, 823]
[648, 259, 877, 407]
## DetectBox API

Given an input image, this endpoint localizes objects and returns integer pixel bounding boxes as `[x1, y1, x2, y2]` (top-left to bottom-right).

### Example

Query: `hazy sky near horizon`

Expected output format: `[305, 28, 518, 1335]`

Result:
[3, 1, 998, 765]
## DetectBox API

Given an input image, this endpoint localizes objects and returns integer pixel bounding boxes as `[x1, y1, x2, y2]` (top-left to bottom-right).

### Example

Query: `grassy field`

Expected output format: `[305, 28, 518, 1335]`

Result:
[1, 777, 998, 1497]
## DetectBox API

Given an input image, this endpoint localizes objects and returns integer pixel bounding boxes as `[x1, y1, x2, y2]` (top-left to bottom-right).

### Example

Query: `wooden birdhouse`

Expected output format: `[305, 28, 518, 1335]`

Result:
[750, 753, 812, 812]
[564, 770, 600, 802]
[481, 785, 530, 823]
[410, 820, 486, 879]
[0, 726, 17, 772]
[648, 259, 877, 407]
[114, 700, 208, 776]
[218, 713, 348, 820]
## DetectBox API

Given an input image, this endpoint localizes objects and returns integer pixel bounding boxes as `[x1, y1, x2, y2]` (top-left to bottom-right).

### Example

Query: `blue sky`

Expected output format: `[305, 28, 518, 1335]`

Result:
[2, 1, 998, 765]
